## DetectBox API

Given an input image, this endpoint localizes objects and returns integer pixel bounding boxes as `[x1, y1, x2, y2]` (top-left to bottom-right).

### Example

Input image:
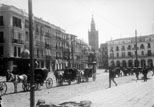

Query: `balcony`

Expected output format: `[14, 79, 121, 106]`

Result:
[12, 39, 23, 44]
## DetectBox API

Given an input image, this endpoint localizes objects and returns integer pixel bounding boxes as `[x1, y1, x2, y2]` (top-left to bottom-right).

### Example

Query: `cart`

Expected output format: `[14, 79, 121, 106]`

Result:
[83, 67, 95, 82]
[57, 68, 79, 85]
[23, 68, 53, 91]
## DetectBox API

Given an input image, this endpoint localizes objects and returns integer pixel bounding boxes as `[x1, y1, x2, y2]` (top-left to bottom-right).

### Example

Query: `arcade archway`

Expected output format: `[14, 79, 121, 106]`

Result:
[122, 60, 127, 67]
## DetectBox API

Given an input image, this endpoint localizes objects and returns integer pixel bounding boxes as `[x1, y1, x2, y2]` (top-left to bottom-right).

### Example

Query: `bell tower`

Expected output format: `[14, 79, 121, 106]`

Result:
[88, 15, 99, 50]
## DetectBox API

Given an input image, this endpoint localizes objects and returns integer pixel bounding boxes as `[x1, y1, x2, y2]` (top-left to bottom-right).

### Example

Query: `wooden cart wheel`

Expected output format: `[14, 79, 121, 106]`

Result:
[25, 83, 30, 91]
[23, 83, 39, 91]
[45, 78, 53, 89]
[0, 82, 7, 96]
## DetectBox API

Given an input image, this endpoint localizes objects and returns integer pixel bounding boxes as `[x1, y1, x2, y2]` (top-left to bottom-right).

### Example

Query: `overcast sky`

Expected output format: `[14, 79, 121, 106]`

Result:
[1, 0, 154, 44]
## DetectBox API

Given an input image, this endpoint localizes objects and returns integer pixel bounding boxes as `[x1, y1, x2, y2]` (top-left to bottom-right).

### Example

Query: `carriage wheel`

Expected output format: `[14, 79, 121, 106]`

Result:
[0, 82, 7, 96]
[46, 78, 53, 89]
[25, 83, 30, 91]
[23, 83, 38, 91]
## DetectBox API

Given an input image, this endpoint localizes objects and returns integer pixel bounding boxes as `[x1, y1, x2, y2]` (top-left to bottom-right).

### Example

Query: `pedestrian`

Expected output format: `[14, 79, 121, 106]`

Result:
[135, 67, 139, 80]
[108, 67, 117, 88]
[142, 66, 148, 82]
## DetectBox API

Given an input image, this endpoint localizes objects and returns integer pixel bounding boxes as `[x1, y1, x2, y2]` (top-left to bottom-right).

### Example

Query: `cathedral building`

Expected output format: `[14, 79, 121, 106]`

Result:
[88, 16, 99, 51]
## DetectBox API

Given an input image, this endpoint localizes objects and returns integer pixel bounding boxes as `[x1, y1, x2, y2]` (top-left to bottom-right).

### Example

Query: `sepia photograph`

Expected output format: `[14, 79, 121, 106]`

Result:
[0, 0, 154, 107]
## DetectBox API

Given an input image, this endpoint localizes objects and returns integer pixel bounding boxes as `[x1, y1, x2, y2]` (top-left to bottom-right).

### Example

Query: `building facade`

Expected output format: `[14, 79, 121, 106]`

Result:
[88, 16, 99, 51]
[107, 34, 154, 68]
[99, 43, 108, 69]
[0, 4, 90, 74]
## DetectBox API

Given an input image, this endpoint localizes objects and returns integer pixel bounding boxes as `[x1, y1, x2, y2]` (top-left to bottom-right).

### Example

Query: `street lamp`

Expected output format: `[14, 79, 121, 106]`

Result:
[135, 29, 139, 67]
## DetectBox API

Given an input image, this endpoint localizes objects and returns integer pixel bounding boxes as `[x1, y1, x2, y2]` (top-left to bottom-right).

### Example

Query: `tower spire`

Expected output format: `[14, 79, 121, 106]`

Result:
[91, 15, 95, 30]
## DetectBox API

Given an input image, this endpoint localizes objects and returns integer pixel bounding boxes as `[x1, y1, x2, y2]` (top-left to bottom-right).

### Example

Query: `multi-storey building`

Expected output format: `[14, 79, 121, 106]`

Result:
[0, 4, 90, 75]
[0, 4, 65, 73]
[107, 34, 154, 68]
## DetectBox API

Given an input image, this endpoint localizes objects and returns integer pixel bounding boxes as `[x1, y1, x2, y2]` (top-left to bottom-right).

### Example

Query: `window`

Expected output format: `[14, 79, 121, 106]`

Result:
[18, 33, 22, 40]
[14, 47, 17, 57]
[141, 51, 144, 56]
[36, 24, 39, 33]
[147, 50, 152, 56]
[37, 49, 39, 57]
[116, 53, 119, 57]
[128, 52, 132, 57]
[13, 16, 21, 28]
[25, 31, 29, 41]
[122, 46, 125, 51]
[25, 20, 29, 28]
[0, 16, 4, 26]
[127, 45, 131, 50]
[147, 43, 151, 48]
[110, 47, 113, 52]
[0, 46, 3, 57]
[0, 32, 4, 43]
[18, 47, 21, 57]
[122, 52, 125, 57]
[140, 44, 144, 49]
[116, 46, 119, 51]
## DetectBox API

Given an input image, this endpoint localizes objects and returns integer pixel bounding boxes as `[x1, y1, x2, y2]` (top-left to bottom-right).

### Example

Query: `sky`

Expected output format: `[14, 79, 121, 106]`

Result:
[1, 0, 154, 45]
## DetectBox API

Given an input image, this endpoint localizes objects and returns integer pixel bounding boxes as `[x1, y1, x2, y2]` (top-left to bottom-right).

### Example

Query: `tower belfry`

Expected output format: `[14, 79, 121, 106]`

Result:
[88, 15, 99, 50]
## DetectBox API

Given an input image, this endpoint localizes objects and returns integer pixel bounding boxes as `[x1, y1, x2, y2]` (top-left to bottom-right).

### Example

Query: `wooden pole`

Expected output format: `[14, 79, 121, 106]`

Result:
[28, 0, 35, 106]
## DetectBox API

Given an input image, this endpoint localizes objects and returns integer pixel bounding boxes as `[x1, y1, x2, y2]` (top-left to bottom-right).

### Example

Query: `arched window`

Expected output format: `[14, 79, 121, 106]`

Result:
[128, 60, 133, 67]
[141, 60, 146, 67]
[116, 61, 120, 67]
[122, 60, 127, 67]
[148, 59, 153, 68]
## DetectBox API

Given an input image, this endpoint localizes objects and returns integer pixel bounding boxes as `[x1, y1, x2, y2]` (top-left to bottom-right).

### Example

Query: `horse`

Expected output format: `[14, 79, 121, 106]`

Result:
[54, 70, 64, 86]
[6, 70, 28, 93]
[112, 67, 123, 77]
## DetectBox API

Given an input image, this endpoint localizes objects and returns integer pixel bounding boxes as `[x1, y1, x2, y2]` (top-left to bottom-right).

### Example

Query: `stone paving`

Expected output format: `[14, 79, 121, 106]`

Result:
[63, 76, 154, 107]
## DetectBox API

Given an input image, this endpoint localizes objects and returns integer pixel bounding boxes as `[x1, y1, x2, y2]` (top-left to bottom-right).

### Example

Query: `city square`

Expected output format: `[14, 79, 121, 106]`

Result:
[0, 0, 154, 107]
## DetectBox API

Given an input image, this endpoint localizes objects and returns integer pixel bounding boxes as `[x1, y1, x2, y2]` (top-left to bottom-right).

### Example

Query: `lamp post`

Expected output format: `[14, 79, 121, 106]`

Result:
[28, 0, 35, 107]
[135, 29, 139, 67]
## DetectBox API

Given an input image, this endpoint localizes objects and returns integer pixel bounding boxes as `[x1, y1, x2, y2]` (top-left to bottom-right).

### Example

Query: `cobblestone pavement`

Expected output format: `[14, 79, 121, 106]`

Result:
[64, 76, 154, 107]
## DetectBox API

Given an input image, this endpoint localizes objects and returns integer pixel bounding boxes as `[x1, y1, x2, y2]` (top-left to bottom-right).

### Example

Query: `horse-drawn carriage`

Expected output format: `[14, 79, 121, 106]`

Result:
[5, 67, 53, 93]
[54, 68, 81, 86]
[23, 68, 53, 91]
[82, 67, 96, 82]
